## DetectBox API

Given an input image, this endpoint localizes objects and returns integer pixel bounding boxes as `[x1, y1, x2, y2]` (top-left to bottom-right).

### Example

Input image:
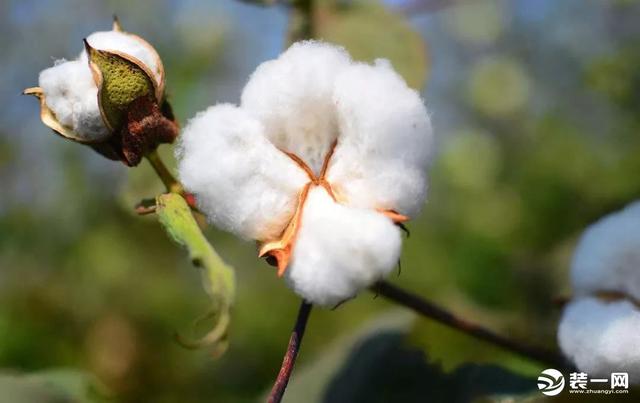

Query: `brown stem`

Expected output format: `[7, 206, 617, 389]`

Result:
[371, 281, 570, 369]
[268, 300, 313, 403]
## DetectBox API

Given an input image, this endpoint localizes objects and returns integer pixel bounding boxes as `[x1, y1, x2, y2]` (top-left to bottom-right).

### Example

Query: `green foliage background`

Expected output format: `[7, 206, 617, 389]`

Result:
[0, 0, 639, 401]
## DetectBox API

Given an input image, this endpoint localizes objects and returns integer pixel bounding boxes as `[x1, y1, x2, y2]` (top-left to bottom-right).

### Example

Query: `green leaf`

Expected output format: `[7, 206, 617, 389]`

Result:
[0, 369, 107, 403]
[316, 0, 429, 89]
[155, 193, 235, 351]
[85, 41, 157, 132]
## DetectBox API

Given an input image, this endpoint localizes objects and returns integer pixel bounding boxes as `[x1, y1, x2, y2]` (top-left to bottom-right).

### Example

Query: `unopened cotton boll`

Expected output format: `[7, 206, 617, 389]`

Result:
[570, 201, 640, 300]
[558, 297, 640, 383]
[286, 187, 402, 306]
[177, 41, 432, 306]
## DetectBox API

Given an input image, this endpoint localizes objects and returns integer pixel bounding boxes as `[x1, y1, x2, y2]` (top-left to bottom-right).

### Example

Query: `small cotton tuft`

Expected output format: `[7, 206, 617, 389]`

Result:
[571, 201, 640, 300]
[39, 59, 108, 141]
[286, 187, 402, 306]
[558, 297, 640, 383]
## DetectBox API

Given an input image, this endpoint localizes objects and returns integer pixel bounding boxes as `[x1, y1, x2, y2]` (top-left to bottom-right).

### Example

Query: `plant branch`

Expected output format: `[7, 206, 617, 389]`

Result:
[371, 280, 570, 369]
[268, 300, 313, 403]
[145, 149, 183, 194]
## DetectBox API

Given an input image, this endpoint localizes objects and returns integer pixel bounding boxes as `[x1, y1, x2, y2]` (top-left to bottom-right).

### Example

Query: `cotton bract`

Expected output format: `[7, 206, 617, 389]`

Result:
[558, 201, 640, 382]
[178, 41, 433, 306]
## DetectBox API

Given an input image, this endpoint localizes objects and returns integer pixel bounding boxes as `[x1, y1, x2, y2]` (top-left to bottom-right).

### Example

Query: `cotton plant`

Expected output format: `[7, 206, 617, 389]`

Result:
[23, 12, 598, 403]
[558, 201, 640, 383]
[25, 19, 234, 353]
[24, 19, 178, 166]
[177, 41, 433, 307]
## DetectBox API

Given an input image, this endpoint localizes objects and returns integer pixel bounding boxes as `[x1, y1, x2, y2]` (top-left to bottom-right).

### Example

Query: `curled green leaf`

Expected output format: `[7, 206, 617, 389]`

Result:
[155, 193, 235, 353]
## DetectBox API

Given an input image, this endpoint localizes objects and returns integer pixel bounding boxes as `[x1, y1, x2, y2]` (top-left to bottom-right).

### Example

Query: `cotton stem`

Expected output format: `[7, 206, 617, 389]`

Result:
[145, 149, 183, 194]
[268, 300, 313, 403]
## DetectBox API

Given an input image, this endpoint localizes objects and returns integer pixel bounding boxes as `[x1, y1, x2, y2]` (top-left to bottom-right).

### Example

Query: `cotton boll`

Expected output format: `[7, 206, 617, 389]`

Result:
[286, 186, 402, 306]
[558, 297, 640, 383]
[571, 201, 640, 300]
[327, 59, 433, 217]
[38, 60, 109, 141]
[241, 41, 353, 175]
[177, 104, 309, 241]
[85, 30, 163, 87]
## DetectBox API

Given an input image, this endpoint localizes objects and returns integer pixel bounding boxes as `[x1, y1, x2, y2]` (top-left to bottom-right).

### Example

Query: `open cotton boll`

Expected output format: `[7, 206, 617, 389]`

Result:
[241, 41, 353, 175]
[38, 29, 163, 142]
[327, 59, 433, 217]
[571, 201, 640, 300]
[177, 104, 309, 241]
[558, 297, 640, 383]
[286, 187, 402, 306]
[84, 30, 163, 87]
[38, 59, 109, 141]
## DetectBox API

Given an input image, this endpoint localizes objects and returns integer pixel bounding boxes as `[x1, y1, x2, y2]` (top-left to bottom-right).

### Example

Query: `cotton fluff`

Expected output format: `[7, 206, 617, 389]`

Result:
[327, 59, 433, 217]
[38, 30, 162, 141]
[558, 297, 640, 383]
[177, 104, 309, 241]
[558, 200, 640, 382]
[39, 59, 107, 140]
[286, 187, 402, 306]
[177, 41, 432, 306]
[570, 201, 640, 300]
[241, 42, 352, 175]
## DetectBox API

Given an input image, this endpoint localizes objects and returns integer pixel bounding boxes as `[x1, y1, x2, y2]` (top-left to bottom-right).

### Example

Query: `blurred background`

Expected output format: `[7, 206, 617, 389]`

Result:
[1, 0, 639, 401]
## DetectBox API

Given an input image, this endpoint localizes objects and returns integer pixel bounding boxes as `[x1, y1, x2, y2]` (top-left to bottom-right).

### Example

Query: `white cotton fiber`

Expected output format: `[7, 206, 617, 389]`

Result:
[84, 31, 163, 88]
[39, 59, 109, 141]
[177, 41, 432, 306]
[571, 201, 640, 300]
[558, 297, 640, 383]
[327, 59, 433, 218]
[177, 104, 309, 241]
[241, 41, 353, 175]
[286, 186, 402, 306]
